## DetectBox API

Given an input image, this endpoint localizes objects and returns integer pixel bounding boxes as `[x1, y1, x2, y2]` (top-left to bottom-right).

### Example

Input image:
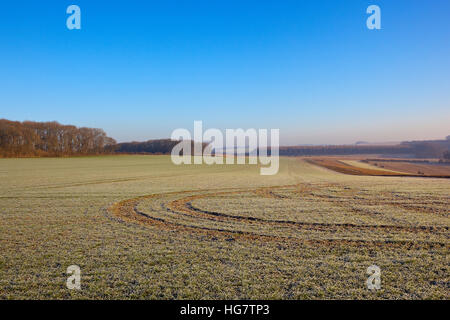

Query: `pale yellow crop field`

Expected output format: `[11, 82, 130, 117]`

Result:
[340, 160, 404, 174]
[0, 156, 448, 299]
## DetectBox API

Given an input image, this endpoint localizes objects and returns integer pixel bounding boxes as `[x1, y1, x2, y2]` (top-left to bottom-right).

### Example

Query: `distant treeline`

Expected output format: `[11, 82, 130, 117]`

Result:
[400, 138, 450, 158]
[278, 145, 412, 157]
[112, 139, 181, 154]
[112, 139, 206, 155]
[0, 119, 116, 157]
[1, 119, 448, 159]
[443, 150, 450, 161]
[277, 137, 450, 159]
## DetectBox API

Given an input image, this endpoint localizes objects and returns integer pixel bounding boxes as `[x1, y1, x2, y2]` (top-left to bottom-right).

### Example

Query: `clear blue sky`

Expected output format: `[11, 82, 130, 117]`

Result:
[1, 0, 449, 144]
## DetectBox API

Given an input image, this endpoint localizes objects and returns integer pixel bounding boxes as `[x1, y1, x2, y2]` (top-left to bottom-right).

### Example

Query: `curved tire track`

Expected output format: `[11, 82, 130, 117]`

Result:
[107, 184, 449, 249]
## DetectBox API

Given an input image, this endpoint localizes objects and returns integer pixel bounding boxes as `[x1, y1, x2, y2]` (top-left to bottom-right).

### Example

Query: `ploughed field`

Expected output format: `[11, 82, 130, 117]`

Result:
[308, 158, 450, 178]
[0, 156, 448, 299]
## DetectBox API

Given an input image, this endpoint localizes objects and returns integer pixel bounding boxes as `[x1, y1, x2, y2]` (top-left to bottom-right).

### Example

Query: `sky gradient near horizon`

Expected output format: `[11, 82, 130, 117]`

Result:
[1, 0, 449, 145]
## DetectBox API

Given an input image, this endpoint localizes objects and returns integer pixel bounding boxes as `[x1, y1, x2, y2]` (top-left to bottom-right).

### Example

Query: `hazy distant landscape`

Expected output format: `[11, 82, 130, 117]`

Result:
[1, 119, 450, 161]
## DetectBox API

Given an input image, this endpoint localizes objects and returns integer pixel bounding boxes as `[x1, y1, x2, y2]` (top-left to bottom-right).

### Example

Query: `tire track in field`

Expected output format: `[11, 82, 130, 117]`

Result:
[301, 189, 449, 217]
[183, 200, 448, 234]
[107, 184, 449, 248]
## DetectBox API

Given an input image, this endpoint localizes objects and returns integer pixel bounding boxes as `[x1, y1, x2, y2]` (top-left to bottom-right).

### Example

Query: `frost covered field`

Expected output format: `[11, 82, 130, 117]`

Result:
[0, 156, 448, 299]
